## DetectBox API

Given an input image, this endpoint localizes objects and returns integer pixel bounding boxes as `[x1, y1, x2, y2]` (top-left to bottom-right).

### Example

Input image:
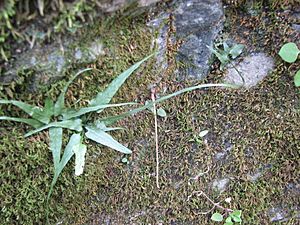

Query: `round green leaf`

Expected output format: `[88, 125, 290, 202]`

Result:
[294, 70, 300, 87]
[230, 210, 242, 217]
[279, 42, 300, 63]
[211, 212, 223, 222]
[225, 217, 232, 223]
[232, 215, 242, 222]
[157, 108, 167, 117]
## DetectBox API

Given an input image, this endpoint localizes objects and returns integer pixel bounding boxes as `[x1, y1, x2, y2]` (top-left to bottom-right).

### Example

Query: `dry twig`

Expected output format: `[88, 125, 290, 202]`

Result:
[151, 88, 160, 189]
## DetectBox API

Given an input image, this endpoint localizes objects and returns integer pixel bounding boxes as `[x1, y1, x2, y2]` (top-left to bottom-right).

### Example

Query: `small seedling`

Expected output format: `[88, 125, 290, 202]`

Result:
[211, 210, 242, 225]
[208, 42, 244, 70]
[278, 42, 300, 86]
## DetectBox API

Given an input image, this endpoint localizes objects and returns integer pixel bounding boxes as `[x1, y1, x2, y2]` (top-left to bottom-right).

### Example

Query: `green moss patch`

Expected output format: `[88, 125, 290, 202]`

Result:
[1, 3, 300, 225]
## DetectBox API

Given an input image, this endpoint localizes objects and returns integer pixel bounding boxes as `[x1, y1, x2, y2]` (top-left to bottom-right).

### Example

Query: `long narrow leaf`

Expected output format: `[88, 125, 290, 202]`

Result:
[54, 68, 94, 116]
[101, 83, 238, 125]
[62, 102, 136, 120]
[0, 116, 43, 128]
[43, 98, 54, 121]
[24, 119, 82, 137]
[89, 54, 153, 107]
[49, 127, 63, 170]
[47, 133, 81, 202]
[0, 99, 50, 124]
[85, 126, 131, 154]
[74, 143, 87, 176]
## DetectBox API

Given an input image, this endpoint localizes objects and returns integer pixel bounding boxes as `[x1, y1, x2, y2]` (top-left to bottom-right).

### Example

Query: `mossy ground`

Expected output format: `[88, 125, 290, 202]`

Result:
[1, 2, 300, 224]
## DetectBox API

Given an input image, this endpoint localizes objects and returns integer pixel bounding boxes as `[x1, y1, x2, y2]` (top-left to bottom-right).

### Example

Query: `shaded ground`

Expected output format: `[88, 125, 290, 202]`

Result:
[1, 1, 300, 224]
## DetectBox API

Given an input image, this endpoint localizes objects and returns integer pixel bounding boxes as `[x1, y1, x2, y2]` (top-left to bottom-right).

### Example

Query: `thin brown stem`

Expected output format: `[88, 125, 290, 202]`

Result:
[187, 191, 233, 215]
[151, 89, 160, 189]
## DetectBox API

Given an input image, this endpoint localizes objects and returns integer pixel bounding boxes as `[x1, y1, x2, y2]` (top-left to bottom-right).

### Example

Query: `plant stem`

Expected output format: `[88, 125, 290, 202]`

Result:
[187, 191, 233, 215]
[151, 88, 160, 189]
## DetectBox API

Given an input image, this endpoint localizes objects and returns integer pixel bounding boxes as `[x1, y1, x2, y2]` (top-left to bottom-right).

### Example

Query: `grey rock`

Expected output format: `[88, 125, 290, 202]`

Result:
[214, 152, 227, 161]
[0, 38, 105, 91]
[148, 0, 224, 80]
[212, 178, 229, 193]
[268, 207, 288, 222]
[247, 164, 272, 182]
[268, 206, 300, 222]
[292, 24, 300, 33]
[224, 53, 275, 88]
[285, 182, 300, 195]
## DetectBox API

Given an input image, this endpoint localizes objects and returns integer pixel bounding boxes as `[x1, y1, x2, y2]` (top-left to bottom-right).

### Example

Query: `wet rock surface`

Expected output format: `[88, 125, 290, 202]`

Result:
[149, 0, 224, 79]
[224, 53, 275, 88]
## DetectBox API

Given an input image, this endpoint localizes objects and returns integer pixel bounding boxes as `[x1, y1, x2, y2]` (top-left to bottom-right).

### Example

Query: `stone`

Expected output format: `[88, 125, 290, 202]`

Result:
[148, 0, 224, 80]
[224, 53, 275, 88]
[268, 207, 288, 222]
[246, 164, 272, 182]
[0, 38, 105, 91]
[268, 206, 300, 222]
[212, 178, 229, 193]
[292, 24, 300, 33]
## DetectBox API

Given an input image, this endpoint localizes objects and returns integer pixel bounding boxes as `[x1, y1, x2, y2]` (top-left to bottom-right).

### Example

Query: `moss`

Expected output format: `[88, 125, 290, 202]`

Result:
[1, 1, 300, 225]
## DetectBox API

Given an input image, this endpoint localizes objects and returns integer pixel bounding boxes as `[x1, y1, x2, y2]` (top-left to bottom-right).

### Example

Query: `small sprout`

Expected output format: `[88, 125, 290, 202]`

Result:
[208, 42, 244, 70]
[211, 209, 242, 224]
[230, 210, 242, 223]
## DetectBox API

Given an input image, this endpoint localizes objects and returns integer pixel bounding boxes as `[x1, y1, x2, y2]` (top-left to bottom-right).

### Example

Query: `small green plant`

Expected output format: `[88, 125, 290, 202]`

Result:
[208, 42, 244, 70]
[211, 210, 242, 225]
[0, 53, 236, 221]
[0, 0, 16, 61]
[54, 0, 93, 33]
[278, 42, 300, 86]
[0, 55, 154, 202]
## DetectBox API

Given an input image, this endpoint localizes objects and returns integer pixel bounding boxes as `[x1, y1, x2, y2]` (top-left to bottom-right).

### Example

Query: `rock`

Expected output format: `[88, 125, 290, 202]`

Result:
[224, 53, 275, 88]
[246, 164, 272, 182]
[268, 207, 288, 222]
[292, 24, 300, 33]
[212, 178, 229, 193]
[148, 0, 224, 80]
[268, 206, 300, 222]
[0, 38, 105, 91]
